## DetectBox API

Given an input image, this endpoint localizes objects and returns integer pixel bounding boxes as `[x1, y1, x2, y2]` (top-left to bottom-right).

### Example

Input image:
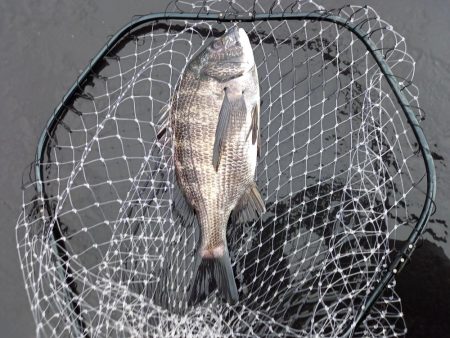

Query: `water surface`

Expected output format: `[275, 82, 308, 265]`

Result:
[1, 1, 448, 337]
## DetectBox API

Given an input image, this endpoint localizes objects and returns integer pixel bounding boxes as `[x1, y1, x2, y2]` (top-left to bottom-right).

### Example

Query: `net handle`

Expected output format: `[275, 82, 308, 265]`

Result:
[35, 10, 436, 336]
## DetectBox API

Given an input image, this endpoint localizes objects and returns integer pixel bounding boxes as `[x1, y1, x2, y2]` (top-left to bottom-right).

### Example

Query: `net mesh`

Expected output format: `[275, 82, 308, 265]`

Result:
[17, 1, 429, 337]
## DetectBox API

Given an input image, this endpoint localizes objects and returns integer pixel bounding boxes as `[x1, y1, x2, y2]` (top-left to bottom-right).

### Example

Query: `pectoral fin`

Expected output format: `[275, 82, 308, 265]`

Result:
[212, 89, 247, 171]
[245, 104, 261, 157]
[246, 104, 259, 144]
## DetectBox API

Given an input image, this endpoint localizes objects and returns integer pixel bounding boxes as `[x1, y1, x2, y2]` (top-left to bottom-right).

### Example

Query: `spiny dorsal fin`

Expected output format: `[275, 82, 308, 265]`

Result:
[156, 103, 171, 140]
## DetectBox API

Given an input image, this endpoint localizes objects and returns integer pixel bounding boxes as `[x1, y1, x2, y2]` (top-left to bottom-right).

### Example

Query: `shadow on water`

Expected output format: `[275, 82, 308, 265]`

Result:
[396, 240, 450, 337]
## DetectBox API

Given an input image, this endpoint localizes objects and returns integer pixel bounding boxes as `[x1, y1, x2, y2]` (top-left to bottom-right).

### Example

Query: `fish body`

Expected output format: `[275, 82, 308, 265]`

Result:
[163, 26, 265, 304]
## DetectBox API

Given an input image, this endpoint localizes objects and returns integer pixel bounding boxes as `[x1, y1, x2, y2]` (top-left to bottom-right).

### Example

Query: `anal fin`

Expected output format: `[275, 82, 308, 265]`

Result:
[232, 182, 266, 224]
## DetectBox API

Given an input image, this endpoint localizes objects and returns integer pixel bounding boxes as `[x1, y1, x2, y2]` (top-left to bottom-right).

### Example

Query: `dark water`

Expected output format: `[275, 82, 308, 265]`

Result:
[1, 1, 449, 337]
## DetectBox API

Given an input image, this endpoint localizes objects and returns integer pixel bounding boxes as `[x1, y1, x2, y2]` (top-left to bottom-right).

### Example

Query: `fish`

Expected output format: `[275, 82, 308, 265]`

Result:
[158, 26, 265, 305]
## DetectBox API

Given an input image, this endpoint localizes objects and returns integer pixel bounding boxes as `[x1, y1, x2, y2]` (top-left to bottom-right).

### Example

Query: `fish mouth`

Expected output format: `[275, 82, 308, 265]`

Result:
[226, 26, 250, 45]
[226, 26, 240, 40]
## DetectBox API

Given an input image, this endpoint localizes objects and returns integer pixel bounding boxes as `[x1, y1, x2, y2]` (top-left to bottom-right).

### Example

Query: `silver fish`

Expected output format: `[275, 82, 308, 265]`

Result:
[159, 26, 265, 305]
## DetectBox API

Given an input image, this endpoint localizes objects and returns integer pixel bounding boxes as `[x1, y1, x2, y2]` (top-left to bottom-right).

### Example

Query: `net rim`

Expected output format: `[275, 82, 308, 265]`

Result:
[31, 8, 436, 336]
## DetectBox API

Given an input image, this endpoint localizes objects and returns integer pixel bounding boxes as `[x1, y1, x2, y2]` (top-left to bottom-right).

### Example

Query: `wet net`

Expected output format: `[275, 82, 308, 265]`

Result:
[16, 1, 435, 337]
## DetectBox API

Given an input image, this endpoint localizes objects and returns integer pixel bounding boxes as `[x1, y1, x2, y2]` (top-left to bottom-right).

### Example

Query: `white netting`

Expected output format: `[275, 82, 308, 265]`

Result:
[17, 1, 429, 337]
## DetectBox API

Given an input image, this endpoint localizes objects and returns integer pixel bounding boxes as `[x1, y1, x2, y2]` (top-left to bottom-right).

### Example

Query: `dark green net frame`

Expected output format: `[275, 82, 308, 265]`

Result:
[32, 5, 436, 337]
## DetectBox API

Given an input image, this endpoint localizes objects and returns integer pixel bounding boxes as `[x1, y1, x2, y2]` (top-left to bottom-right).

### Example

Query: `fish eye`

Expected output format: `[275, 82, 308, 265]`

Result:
[212, 40, 224, 50]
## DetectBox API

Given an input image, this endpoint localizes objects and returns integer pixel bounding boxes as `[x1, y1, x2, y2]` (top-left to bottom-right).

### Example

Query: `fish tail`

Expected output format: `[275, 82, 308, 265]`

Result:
[189, 246, 238, 305]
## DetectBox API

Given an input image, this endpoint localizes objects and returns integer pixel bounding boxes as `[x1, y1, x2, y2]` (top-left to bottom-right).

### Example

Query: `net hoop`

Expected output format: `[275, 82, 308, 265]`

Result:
[21, 5, 436, 337]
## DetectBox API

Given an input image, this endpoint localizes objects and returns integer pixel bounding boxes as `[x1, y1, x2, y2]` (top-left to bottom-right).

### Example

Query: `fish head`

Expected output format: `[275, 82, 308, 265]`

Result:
[194, 26, 255, 81]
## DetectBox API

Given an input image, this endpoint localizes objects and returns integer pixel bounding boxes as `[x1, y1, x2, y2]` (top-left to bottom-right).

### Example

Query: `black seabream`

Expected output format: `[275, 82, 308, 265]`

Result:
[159, 26, 265, 305]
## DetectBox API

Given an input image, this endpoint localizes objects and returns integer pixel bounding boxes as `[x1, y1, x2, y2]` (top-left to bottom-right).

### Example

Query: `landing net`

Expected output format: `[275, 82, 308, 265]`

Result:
[16, 1, 435, 337]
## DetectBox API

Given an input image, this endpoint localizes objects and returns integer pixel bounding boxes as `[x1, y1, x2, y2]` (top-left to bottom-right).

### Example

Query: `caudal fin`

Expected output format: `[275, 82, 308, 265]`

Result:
[189, 250, 238, 305]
